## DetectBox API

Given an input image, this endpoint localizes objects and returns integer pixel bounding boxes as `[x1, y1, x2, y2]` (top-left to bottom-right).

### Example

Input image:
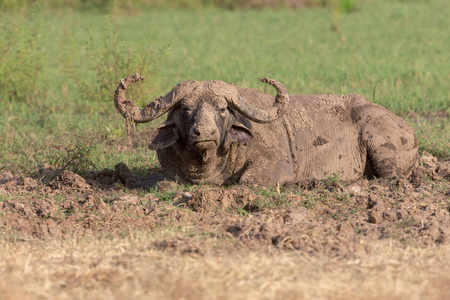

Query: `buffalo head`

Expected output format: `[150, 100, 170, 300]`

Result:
[115, 74, 289, 159]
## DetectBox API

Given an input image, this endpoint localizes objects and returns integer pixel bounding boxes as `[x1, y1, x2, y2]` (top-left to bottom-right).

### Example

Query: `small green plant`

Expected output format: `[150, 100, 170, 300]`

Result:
[0, 195, 10, 202]
[153, 187, 178, 202]
[250, 186, 299, 210]
[326, 0, 357, 31]
[372, 76, 387, 103]
[325, 172, 341, 183]
[47, 130, 98, 174]
[237, 205, 251, 216]
[53, 195, 67, 203]
[339, 0, 356, 13]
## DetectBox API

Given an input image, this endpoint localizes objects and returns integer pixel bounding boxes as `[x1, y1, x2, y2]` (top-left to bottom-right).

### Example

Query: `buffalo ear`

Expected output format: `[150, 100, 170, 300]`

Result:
[149, 122, 179, 150]
[229, 125, 253, 144]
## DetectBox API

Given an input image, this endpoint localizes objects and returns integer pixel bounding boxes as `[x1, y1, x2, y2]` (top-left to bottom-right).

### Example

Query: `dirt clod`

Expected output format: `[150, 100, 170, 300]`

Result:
[50, 170, 91, 191]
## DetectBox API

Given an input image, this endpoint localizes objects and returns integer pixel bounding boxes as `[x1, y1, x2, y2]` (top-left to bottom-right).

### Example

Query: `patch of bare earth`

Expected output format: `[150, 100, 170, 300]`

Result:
[1, 153, 449, 299]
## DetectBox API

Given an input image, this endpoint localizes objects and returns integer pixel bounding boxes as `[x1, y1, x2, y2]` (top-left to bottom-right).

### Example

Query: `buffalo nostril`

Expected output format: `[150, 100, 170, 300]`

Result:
[193, 127, 201, 136]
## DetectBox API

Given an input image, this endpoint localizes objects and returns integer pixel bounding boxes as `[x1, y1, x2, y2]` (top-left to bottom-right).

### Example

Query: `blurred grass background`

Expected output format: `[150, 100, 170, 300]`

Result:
[0, 0, 448, 176]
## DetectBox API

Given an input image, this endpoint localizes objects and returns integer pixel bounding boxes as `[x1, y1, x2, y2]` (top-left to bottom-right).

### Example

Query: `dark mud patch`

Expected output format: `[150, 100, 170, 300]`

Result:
[1, 153, 449, 257]
[87, 162, 164, 190]
[34, 162, 165, 192]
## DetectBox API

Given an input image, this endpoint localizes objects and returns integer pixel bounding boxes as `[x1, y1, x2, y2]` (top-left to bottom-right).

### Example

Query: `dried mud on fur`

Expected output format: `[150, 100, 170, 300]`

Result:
[0, 152, 449, 257]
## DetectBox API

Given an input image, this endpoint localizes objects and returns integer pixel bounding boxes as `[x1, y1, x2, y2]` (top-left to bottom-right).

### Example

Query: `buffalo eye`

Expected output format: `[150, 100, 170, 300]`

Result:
[219, 107, 227, 114]
[181, 105, 194, 113]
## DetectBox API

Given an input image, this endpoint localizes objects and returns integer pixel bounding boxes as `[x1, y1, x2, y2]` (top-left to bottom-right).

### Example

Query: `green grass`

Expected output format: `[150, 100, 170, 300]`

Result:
[0, 0, 449, 176]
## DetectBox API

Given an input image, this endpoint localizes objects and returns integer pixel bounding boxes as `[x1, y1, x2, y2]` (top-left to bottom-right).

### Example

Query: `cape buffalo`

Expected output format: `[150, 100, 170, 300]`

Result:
[114, 74, 418, 186]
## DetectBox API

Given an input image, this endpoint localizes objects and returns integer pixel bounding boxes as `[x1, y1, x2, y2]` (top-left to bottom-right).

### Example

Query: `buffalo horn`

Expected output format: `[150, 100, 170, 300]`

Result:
[227, 77, 290, 123]
[114, 73, 183, 124]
